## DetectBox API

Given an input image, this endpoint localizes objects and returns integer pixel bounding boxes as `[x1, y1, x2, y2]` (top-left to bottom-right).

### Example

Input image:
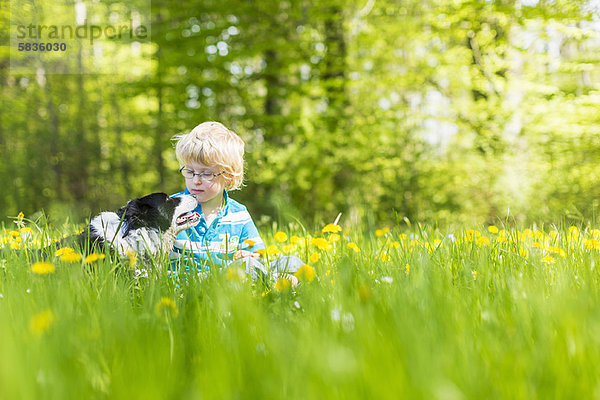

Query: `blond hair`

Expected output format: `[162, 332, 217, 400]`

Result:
[173, 121, 244, 191]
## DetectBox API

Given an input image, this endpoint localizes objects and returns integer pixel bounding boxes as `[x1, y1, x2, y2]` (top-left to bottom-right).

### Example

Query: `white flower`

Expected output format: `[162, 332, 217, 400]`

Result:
[381, 276, 394, 284]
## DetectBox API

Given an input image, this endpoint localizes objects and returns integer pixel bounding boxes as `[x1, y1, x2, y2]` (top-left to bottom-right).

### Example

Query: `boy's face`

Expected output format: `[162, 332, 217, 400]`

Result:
[183, 160, 227, 206]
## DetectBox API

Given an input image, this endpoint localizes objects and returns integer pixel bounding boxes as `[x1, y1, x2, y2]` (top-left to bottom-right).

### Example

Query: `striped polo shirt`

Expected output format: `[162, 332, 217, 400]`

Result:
[169, 189, 265, 270]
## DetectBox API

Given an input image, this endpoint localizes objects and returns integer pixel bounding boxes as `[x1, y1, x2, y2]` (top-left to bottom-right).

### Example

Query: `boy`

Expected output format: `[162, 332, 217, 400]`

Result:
[170, 121, 300, 284]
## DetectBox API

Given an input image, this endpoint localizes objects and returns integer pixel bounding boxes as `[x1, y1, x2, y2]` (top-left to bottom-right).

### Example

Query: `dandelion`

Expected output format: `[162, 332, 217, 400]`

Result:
[55, 247, 75, 257]
[283, 244, 295, 253]
[328, 234, 341, 242]
[488, 226, 499, 234]
[541, 255, 556, 265]
[274, 277, 291, 292]
[266, 245, 282, 256]
[155, 297, 179, 318]
[9, 230, 20, 238]
[347, 242, 361, 253]
[568, 226, 579, 241]
[10, 241, 20, 250]
[29, 310, 54, 336]
[289, 235, 300, 245]
[477, 236, 490, 246]
[17, 212, 24, 219]
[256, 249, 266, 256]
[405, 263, 410, 275]
[531, 241, 544, 248]
[125, 250, 137, 268]
[60, 252, 82, 263]
[584, 239, 600, 250]
[274, 232, 288, 242]
[472, 271, 478, 280]
[375, 227, 390, 237]
[465, 230, 481, 241]
[379, 253, 390, 262]
[243, 239, 256, 247]
[294, 264, 316, 282]
[390, 241, 401, 249]
[322, 223, 342, 233]
[309, 253, 321, 263]
[311, 237, 331, 251]
[31, 262, 55, 275]
[519, 248, 529, 259]
[548, 246, 567, 258]
[84, 253, 106, 263]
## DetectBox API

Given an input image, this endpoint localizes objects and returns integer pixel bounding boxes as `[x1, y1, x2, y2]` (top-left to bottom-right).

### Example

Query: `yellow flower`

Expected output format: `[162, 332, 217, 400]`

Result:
[20, 227, 32, 234]
[226, 268, 246, 282]
[31, 262, 55, 275]
[519, 248, 529, 259]
[405, 264, 410, 275]
[60, 252, 82, 263]
[84, 253, 106, 264]
[311, 237, 331, 251]
[390, 241, 401, 249]
[464, 230, 481, 241]
[488, 226, 499, 234]
[267, 245, 282, 256]
[472, 271, 478, 281]
[309, 253, 321, 263]
[243, 239, 256, 247]
[54, 247, 75, 257]
[10, 241, 20, 250]
[322, 223, 342, 233]
[477, 237, 490, 246]
[375, 227, 390, 237]
[584, 239, 600, 250]
[29, 310, 54, 336]
[256, 249, 266, 256]
[125, 250, 137, 268]
[591, 229, 600, 239]
[294, 264, 316, 282]
[17, 212, 24, 219]
[531, 241, 544, 248]
[289, 235, 300, 245]
[541, 255, 556, 265]
[380, 253, 390, 262]
[274, 277, 291, 292]
[9, 230, 20, 237]
[274, 232, 288, 242]
[283, 244, 295, 253]
[568, 226, 579, 241]
[548, 246, 567, 258]
[155, 297, 179, 318]
[328, 234, 340, 242]
[347, 242, 361, 253]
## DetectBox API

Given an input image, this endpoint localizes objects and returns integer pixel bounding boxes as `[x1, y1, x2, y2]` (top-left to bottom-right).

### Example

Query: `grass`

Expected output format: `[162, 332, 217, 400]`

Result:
[2, 219, 600, 399]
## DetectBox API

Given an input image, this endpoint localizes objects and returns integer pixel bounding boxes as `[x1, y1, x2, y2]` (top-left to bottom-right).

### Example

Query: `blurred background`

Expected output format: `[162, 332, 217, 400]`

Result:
[1, 0, 599, 227]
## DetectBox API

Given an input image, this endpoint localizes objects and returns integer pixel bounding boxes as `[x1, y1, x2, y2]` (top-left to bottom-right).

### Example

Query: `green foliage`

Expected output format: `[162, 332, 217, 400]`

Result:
[1, 0, 599, 224]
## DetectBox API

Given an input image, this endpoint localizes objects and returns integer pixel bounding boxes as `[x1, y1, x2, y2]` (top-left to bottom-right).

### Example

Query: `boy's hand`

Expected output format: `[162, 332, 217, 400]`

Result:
[233, 250, 260, 260]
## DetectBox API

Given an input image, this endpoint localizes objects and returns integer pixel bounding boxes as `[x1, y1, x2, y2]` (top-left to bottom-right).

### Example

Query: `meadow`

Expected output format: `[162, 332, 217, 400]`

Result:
[2, 216, 600, 399]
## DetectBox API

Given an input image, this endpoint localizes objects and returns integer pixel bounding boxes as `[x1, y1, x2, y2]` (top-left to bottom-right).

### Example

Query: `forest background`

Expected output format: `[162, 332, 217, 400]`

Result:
[1, 0, 600, 228]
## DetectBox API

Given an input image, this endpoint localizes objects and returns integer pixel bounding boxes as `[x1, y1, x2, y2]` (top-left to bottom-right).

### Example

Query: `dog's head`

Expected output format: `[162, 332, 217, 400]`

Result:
[117, 192, 200, 236]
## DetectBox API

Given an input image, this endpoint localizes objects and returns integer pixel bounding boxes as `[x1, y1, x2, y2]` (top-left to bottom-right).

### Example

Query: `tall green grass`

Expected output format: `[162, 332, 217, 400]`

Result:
[2, 221, 600, 399]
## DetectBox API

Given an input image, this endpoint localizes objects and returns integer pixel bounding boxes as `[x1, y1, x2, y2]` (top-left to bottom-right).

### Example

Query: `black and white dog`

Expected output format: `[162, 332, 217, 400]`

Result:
[50, 192, 200, 258]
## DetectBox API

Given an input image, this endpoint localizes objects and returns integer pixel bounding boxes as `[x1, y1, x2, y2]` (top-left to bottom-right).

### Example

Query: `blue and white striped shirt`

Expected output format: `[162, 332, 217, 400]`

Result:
[170, 189, 265, 270]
